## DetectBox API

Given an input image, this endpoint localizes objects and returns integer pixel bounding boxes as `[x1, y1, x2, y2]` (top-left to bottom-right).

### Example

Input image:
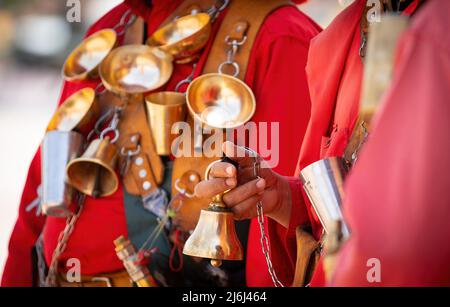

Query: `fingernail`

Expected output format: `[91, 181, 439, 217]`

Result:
[226, 166, 234, 176]
[226, 178, 236, 187]
[256, 178, 266, 190]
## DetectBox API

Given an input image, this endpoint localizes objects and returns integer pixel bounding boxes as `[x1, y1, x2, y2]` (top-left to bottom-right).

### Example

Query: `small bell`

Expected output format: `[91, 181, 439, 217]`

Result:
[183, 186, 243, 267]
[66, 137, 119, 198]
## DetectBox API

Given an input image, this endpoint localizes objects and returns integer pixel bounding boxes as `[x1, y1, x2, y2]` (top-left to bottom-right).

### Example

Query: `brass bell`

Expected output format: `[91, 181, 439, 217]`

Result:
[66, 137, 119, 198]
[183, 161, 243, 267]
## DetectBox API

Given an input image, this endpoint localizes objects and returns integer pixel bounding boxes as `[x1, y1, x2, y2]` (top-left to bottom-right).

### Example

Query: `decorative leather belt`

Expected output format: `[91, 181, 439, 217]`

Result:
[56, 270, 133, 287]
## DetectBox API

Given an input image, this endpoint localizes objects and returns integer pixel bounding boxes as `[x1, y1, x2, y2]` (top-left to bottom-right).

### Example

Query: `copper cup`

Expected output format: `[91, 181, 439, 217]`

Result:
[46, 88, 99, 134]
[145, 92, 187, 156]
[147, 13, 211, 64]
[186, 73, 256, 129]
[63, 29, 117, 81]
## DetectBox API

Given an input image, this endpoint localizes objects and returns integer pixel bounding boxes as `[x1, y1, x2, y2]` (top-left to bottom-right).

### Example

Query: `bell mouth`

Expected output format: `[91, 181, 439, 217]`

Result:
[186, 73, 256, 129]
[66, 159, 119, 197]
[63, 29, 117, 81]
[147, 13, 211, 61]
[46, 88, 98, 132]
[99, 45, 174, 95]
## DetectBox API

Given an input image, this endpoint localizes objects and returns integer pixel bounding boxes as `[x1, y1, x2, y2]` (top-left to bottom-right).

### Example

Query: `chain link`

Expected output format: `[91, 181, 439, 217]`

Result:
[218, 35, 247, 77]
[206, 0, 230, 21]
[113, 9, 137, 36]
[244, 147, 285, 287]
[45, 194, 86, 287]
[256, 201, 284, 287]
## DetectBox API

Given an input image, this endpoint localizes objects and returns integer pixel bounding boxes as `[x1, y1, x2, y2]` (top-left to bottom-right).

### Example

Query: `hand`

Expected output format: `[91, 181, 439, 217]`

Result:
[194, 141, 293, 228]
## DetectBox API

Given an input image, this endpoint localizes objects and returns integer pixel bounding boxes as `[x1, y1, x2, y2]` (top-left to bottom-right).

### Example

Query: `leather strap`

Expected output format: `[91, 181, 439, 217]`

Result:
[202, 0, 294, 81]
[292, 227, 321, 287]
[101, 17, 164, 196]
[57, 270, 133, 287]
[171, 0, 294, 232]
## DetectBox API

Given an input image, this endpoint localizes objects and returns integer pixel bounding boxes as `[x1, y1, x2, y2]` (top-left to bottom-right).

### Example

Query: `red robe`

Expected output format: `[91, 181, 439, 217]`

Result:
[267, 0, 422, 286]
[332, 0, 450, 286]
[1, 0, 320, 286]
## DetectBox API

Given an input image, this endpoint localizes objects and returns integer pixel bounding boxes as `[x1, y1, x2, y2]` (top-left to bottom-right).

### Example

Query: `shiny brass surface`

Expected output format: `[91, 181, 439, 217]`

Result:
[145, 91, 187, 156]
[66, 137, 119, 197]
[300, 157, 350, 239]
[46, 88, 99, 133]
[186, 73, 256, 129]
[147, 13, 211, 63]
[183, 206, 244, 266]
[63, 29, 117, 81]
[99, 45, 173, 94]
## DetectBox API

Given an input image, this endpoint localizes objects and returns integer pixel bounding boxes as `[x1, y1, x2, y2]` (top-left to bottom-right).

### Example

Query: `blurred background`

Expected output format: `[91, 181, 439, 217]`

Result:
[0, 0, 351, 279]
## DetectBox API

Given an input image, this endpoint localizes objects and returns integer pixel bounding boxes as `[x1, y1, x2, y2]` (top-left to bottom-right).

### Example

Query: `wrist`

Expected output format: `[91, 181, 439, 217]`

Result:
[267, 175, 292, 228]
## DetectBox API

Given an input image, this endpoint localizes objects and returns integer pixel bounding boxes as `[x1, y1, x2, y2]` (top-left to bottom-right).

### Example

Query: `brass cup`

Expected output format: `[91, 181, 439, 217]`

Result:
[46, 88, 99, 133]
[145, 92, 187, 156]
[63, 29, 117, 81]
[186, 73, 256, 129]
[66, 137, 119, 198]
[99, 45, 174, 95]
[147, 13, 211, 63]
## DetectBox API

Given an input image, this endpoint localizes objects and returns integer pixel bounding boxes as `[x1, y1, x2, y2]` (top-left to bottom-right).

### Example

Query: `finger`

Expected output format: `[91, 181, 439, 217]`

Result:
[222, 141, 255, 167]
[223, 178, 266, 207]
[194, 177, 237, 199]
[209, 162, 237, 178]
[231, 195, 260, 220]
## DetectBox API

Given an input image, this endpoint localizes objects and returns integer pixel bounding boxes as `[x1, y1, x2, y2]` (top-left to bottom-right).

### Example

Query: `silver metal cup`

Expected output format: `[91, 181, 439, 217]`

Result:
[41, 131, 84, 217]
[300, 157, 350, 239]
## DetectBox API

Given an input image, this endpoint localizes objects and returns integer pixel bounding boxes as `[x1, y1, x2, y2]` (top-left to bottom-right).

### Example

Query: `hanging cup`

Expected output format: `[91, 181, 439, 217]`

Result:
[186, 73, 256, 129]
[46, 88, 99, 134]
[145, 92, 187, 156]
[62, 29, 117, 81]
[41, 131, 85, 217]
[147, 13, 211, 64]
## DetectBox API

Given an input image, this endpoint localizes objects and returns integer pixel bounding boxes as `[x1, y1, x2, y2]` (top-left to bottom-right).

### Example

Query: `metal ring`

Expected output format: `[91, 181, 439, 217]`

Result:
[217, 0, 230, 12]
[100, 127, 119, 144]
[218, 61, 239, 78]
[174, 178, 195, 199]
[120, 144, 141, 157]
[225, 35, 248, 46]
[175, 79, 191, 93]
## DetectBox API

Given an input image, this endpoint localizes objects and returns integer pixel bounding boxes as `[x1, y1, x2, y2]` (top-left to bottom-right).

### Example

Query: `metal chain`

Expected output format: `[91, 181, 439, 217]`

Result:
[206, 0, 230, 21]
[218, 34, 247, 78]
[113, 9, 137, 36]
[244, 147, 284, 287]
[45, 194, 86, 287]
[175, 63, 198, 92]
[256, 201, 284, 287]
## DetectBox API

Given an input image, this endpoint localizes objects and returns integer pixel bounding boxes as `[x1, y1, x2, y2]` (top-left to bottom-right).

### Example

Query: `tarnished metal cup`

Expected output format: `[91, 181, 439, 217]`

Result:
[41, 131, 85, 217]
[145, 92, 186, 156]
[300, 157, 350, 239]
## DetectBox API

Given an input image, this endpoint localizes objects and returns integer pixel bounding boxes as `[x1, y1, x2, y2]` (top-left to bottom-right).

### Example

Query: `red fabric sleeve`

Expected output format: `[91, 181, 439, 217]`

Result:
[266, 177, 310, 286]
[332, 0, 450, 286]
[1, 151, 46, 286]
[244, 7, 321, 286]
